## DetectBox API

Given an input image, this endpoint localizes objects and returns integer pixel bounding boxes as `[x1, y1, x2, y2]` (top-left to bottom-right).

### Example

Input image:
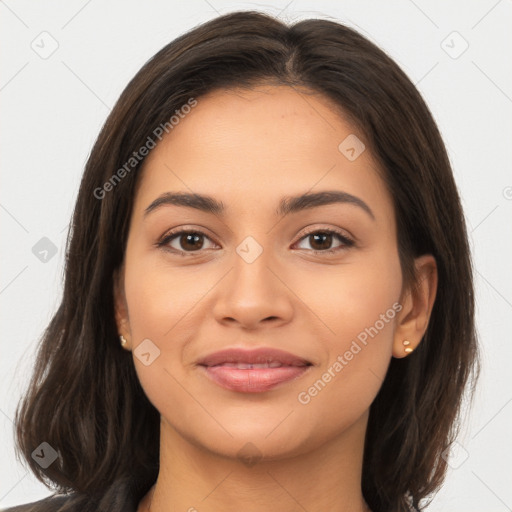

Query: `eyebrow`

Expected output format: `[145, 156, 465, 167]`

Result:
[144, 190, 375, 220]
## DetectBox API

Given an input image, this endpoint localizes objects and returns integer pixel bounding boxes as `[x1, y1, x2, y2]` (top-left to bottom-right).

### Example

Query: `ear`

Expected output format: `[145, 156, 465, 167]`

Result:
[392, 254, 438, 358]
[113, 265, 132, 350]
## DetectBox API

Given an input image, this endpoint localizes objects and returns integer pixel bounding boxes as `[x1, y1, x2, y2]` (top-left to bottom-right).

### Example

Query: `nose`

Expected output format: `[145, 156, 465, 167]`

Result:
[212, 246, 294, 330]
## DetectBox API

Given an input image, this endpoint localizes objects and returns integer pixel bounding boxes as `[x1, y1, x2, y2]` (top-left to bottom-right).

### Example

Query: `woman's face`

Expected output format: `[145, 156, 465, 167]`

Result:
[115, 85, 406, 460]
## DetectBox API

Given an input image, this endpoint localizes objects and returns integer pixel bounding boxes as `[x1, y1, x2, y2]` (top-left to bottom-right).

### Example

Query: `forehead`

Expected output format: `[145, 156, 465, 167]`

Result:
[133, 85, 394, 226]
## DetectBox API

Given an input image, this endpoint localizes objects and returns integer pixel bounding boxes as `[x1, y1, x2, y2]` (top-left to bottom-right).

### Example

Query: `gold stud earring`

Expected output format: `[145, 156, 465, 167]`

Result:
[120, 335, 127, 347]
[403, 340, 413, 354]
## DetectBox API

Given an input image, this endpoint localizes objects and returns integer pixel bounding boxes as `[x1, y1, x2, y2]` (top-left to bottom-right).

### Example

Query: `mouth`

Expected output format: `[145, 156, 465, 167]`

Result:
[196, 347, 313, 393]
[196, 347, 312, 367]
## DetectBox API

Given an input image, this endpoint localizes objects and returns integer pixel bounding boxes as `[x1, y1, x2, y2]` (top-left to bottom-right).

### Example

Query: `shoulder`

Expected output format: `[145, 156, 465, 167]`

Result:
[0, 483, 142, 512]
[1, 477, 146, 512]
[0, 495, 71, 512]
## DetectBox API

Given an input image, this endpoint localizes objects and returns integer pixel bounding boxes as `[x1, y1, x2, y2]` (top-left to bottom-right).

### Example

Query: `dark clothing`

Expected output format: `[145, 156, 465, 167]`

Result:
[1, 487, 423, 512]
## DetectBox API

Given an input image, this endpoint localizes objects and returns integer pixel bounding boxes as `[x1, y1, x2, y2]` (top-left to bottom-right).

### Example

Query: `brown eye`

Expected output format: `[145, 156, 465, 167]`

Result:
[294, 229, 354, 254]
[308, 232, 335, 251]
[177, 232, 204, 251]
[160, 230, 216, 252]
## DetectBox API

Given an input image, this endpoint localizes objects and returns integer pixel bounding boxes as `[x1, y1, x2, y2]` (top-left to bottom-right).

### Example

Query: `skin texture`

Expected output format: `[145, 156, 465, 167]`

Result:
[114, 85, 437, 512]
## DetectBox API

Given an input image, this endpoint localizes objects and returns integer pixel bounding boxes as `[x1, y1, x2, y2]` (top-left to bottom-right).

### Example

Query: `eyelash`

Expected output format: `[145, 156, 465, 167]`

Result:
[156, 227, 355, 257]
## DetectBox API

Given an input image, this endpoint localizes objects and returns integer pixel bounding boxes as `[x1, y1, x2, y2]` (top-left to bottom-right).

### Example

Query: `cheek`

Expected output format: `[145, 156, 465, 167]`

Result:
[297, 248, 402, 350]
[293, 250, 402, 413]
[123, 254, 203, 341]
[122, 262, 193, 415]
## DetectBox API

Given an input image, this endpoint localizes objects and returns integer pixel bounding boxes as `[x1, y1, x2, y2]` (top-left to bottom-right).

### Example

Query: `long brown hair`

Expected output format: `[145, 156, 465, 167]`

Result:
[10, 10, 479, 512]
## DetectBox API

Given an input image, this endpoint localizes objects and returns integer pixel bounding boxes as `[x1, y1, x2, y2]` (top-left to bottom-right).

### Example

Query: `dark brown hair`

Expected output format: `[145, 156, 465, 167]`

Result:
[9, 10, 479, 512]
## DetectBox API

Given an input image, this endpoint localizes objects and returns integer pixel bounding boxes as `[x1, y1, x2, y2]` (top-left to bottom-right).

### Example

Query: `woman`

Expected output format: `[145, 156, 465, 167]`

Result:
[4, 10, 479, 512]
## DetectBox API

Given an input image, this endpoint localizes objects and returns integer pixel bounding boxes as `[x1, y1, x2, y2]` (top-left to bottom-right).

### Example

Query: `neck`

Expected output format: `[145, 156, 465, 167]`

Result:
[139, 412, 371, 512]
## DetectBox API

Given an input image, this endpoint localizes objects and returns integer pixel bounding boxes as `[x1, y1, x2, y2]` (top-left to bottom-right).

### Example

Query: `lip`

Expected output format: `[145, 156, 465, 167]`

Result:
[196, 347, 313, 393]
[196, 347, 312, 367]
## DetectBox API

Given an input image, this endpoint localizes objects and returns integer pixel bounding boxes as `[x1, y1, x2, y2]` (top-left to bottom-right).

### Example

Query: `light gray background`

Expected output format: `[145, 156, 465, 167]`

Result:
[1, 0, 511, 510]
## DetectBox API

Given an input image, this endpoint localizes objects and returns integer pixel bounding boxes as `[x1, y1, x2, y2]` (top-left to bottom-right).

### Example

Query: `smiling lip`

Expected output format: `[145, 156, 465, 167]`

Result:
[197, 347, 313, 393]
